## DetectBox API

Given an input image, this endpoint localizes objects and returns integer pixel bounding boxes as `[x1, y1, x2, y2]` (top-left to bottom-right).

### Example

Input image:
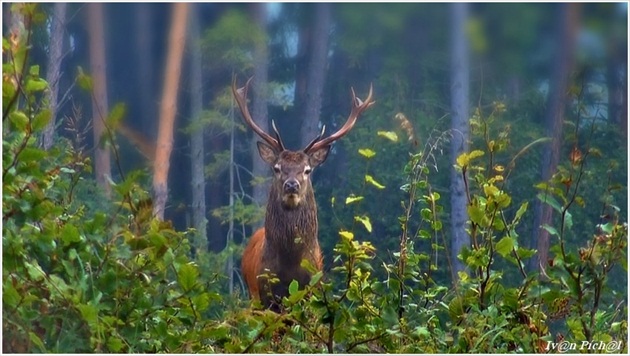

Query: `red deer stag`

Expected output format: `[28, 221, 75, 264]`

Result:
[234, 77, 374, 312]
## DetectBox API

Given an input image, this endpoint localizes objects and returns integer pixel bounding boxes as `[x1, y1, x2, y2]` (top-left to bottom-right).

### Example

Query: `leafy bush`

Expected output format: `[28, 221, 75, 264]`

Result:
[3, 10, 225, 352]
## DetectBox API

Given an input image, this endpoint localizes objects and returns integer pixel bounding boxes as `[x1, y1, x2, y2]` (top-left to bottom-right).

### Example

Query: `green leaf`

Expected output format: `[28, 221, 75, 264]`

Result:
[354, 215, 373, 233]
[345, 195, 364, 205]
[564, 210, 573, 230]
[29, 64, 40, 76]
[78, 303, 98, 326]
[9, 111, 28, 131]
[598, 222, 614, 234]
[365, 174, 385, 189]
[32, 109, 51, 131]
[193, 293, 211, 312]
[536, 193, 563, 213]
[29, 332, 46, 352]
[107, 336, 124, 352]
[19, 147, 47, 162]
[467, 205, 485, 226]
[26, 261, 46, 281]
[414, 326, 431, 338]
[309, 271, 324, 286]
[514, 201, 528, 221]
[107, 103, 126, 128]
[339, 230, 354, 240]
[288, 280, 299, 295]
[76, 67, 93, 91]
[516, 246, 537, 259]
[420, 208, 432, 220]
[456, 150, 485, 167]
[358, 148, 376, 158]
[61, 223, 81, 246]
[541, 224, 558, 237]
[483, 184, 499, 197]
[496, 236, 515, 257]
[178, 263, 199, 292]
[377, 131, 399, 142]
[3, 282, 20, 308]
[25, 78, 48, 92]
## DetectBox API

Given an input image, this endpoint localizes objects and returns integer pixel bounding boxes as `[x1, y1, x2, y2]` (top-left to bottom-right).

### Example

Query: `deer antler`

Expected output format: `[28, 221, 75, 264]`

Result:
[304, 84, 375, 153]
[232, 76, 285, 152]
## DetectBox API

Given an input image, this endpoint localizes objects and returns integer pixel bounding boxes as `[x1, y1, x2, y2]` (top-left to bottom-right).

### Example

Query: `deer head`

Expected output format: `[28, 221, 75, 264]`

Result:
[232, 78, 374, 209]
[232, 77, 375, 209]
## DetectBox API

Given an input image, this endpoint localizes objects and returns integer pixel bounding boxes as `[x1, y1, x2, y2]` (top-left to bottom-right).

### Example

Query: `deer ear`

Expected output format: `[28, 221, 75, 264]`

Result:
[308, 145, 331, 167]
[257, 141, 278, 164]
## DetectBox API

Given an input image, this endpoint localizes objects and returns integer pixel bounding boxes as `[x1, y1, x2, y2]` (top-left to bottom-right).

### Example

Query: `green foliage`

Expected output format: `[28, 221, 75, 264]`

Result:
[3, 23, 228, 352]
[201, 8, 265, 73]
[212, 196, 265, 227]
[448, 103, 627, 353]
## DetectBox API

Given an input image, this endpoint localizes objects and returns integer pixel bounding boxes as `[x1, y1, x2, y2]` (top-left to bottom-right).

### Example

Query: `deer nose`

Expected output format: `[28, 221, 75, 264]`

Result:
[284, 179, 300, 193]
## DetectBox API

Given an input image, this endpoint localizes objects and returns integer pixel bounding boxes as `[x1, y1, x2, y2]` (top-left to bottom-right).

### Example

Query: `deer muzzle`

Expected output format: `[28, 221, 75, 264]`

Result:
[283, 179, 300, 194]
[281, 178, 302, 208]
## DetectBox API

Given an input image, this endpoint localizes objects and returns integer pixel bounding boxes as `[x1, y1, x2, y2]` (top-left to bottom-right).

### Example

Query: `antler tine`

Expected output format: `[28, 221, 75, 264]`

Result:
[303, 125, 326, 153]
[271, 120, 286, 151]
[305, 84, 375, 153]
[232, 76, 282, 151]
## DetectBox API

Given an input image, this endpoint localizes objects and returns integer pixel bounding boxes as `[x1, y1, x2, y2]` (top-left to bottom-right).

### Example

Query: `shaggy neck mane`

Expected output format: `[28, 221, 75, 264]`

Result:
[264, 184, 318, 261]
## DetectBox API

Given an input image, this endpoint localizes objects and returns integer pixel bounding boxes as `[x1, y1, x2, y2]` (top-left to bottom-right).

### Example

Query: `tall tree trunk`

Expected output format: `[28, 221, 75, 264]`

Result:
[299, 3, 332, 147]
[87, 3, 111, 197]
[529, 3, 581, 274]
[42, 2, 67, 150]
[449, 2, 470, 282]
[152, 3, 189, 220]
[294, 5, 311, 126]
[134, 3, 156, 138]
[188, 4, 207, 252]
[607, 36, 627, 140]
[250, 3, 270, 225]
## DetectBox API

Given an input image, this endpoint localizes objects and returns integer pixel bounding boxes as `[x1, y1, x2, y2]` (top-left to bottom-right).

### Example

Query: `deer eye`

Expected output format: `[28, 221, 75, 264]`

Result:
[273, 164, 281, 174]
[304, 166, 312, 175]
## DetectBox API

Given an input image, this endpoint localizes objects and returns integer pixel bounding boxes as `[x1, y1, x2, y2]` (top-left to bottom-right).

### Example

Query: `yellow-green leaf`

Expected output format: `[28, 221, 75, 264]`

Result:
[107, 103, 127, 128]
[483, 184, 499, 197]
[514, 201, 528, 221]
[467, 205, 485, 226]
[25, 78, 47, 92]
[358, 148, 376, 158]
[456, 150, 485, 168]
[365, 175, 385, 189]
[107, 337, 124, 352]
[177, 263, 199, 292]
[339, 230, 354, 240]
[78, 303, 98, 326]
[288, 280, 299, 295]
[345, 195, 364, 205]
[32, 109, 51, 131]
[377, 131, 398, 142]
[28, 332, 46, 352]
[9, 111, 29, 131]
[496, 236, 515, 257]
[469, 150, 485, 160]
[354, 215, 373, 233]
[29, 64, 40, 76]
[76, 67, 93, 91]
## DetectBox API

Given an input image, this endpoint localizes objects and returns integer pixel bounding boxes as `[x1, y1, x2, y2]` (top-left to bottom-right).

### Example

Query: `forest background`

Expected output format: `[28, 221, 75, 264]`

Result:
[2, 2, 628, 353]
